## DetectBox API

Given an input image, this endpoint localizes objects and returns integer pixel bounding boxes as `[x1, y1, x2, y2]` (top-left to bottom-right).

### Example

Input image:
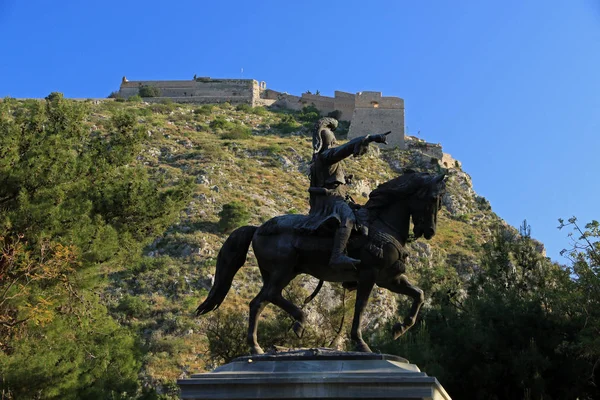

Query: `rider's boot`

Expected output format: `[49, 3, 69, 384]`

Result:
[329, 226, 361, 271]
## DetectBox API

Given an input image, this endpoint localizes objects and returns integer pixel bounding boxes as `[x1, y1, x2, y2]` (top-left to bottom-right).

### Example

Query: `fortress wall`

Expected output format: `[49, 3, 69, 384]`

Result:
[441, 152, 460, 169]
[141, 96, 252, 105]
[348, 108, 405, 148]
[355, 91, 404, 109]
[334, 90, 355, 99]
[254, 98, 277, 107]
[272, 94, 304, 111]
[119, 79, 256, 102]
[300, 93, 335, 115]
[262, 89, 281, 100]
[333, 97, 355, 121]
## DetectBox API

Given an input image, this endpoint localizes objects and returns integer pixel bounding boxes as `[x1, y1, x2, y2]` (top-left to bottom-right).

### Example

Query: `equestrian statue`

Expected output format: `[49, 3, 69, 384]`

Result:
[196, 117, 446, 354]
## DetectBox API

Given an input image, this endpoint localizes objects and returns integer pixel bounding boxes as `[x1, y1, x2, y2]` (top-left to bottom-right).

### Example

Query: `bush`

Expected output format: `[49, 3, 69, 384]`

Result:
[218, 202, 251, 232]
[221, 124, 251, 140]
[209, 116, 233, 130]
[235, 103, 252, 112]
[117, 295, 151, 318]
[127, 94, 142, 102]
[301, 105, 320, 115]
[194, 105, 214, 115]
[252, 106, 268, 116]
[275, 113, 302, 134]
[327, 110, 343, 120]
[139, 85, 161, 98]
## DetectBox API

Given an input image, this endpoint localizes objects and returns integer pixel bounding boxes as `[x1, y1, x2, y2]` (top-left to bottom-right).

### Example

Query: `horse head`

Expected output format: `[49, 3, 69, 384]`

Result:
[366, 171, 446, 241]
[408, 173, 445, 240]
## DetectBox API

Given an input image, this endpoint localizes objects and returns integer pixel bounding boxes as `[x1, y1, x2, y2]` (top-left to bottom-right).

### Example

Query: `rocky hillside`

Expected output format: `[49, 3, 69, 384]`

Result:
[77, 99, 512, 390]
[3, 96, 595, 400]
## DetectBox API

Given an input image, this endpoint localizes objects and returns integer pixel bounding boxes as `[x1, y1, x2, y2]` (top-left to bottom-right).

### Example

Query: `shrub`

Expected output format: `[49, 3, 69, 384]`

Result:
[235, 103, 252, 112]
[275, 114, 302, 134]
[127, 94, 142, 102]
[221, 124, 251, 140]
[327, 110, 343, 120]
[117, 295, 151, 318]
[195, 105, 214, 115]
[210, 116, 233, 130]
[301, 105, 320, 115]
[139, 85, 161, 98]
[218, 202, 251, 232]
[251, 106, 268, 116]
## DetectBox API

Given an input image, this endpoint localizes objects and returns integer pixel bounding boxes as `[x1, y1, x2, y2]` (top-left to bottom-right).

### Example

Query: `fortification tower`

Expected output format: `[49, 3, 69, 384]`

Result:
[347, 91, 405, 149]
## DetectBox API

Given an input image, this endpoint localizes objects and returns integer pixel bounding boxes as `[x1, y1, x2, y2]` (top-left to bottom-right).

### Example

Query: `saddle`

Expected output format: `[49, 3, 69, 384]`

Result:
[256, 204, 369, 237]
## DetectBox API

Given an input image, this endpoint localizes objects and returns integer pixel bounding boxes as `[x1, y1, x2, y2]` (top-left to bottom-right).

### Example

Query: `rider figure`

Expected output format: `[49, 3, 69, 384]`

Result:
[308, 117, 389, 270]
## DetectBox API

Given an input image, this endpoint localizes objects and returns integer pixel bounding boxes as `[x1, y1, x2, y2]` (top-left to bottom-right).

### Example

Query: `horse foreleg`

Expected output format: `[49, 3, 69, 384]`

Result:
[248, 287, 268, 354]
[350, 271, 375, 352]
[388, 274, 424, 340]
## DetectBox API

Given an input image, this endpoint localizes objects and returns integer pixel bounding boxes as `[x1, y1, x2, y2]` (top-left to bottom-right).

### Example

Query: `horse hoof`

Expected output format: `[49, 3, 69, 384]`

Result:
[250, 346, 264, 355]
[292, 321, 304, 338]
[392, 323, 407, 340]
[354, 342, 372, 353]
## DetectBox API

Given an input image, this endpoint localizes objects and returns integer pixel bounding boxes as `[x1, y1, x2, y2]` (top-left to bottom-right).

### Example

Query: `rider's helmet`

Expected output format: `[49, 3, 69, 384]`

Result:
[312, 117, 339, 154]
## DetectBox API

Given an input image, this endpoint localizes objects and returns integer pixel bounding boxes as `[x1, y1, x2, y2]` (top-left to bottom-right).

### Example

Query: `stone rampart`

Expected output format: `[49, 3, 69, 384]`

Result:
[119, 78, 261, 105]
[348, 108, 405, 148]
[116, 76, 406, 147]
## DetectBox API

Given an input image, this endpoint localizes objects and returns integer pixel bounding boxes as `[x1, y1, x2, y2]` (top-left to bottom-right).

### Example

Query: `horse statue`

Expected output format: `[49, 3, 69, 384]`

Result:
[196, 170, 446, 354]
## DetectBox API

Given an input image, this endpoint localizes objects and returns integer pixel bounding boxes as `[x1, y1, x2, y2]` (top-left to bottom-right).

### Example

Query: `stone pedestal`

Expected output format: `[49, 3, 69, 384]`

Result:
[178, 348, 451, 399]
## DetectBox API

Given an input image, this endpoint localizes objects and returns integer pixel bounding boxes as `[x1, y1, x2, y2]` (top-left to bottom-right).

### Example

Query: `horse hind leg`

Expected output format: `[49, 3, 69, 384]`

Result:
[248, 285, 268, 355]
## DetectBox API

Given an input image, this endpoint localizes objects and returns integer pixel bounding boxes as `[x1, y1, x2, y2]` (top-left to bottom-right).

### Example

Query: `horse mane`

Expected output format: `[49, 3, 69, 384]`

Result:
[365, 170, 437, 210]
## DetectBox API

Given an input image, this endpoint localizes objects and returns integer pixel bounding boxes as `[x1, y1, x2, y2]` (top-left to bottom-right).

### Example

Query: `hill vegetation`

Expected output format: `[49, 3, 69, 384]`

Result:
[0, 95, 598, 399]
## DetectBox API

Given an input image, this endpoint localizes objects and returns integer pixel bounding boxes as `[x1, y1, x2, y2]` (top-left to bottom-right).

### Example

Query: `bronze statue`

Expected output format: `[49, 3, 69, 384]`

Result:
[197, 170, 445, 354]
[305, 117, 389, 270]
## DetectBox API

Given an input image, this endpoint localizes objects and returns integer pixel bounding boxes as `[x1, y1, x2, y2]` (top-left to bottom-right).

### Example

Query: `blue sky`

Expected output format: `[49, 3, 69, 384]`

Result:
[1, 0, 599, 262]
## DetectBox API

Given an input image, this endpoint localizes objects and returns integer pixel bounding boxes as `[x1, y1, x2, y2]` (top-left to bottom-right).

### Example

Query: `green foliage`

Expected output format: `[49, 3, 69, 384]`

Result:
[209, 117, 251, 139]
[139, 85, 161, 98]
[297, 105, 321, 125]
[221, 124, 251, 140]
[235, 103, 252, 112]
[218, 202, 251, 232]
[0, 94, 193, 398]
[0, 298, 140, 399]
[108, 91, 123, 99]
[475, 195, 491, 211]
[251, 106, 268, 116]
[209, 116, 231, 130]
[128, 94, 143, 102]
[194, 104, 214, 115]
[371, 221, 599, 399]
[274, 113, 302, 134]
[327, 110, 343, 120]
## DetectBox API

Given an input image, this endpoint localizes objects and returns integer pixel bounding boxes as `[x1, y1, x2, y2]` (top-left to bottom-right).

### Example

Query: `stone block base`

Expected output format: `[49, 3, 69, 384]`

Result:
[178, 348, 451, 399]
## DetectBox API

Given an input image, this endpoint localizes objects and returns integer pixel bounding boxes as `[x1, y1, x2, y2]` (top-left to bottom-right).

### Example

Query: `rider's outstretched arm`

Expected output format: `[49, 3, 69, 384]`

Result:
[320, 132, 390, 164]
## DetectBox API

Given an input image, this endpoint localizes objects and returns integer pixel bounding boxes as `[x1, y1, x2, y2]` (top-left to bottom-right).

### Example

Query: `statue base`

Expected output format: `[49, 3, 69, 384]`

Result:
[178, 348, 451, 399]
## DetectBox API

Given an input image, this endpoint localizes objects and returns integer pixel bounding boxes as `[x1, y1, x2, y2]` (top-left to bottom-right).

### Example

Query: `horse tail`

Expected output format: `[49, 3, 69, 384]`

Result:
[303, 280, 324, 305]
[196, 225, 257, 316]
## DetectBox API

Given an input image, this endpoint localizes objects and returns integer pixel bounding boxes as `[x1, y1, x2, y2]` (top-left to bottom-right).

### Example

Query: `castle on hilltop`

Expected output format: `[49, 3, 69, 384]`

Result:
[118, 76, 405, 148]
